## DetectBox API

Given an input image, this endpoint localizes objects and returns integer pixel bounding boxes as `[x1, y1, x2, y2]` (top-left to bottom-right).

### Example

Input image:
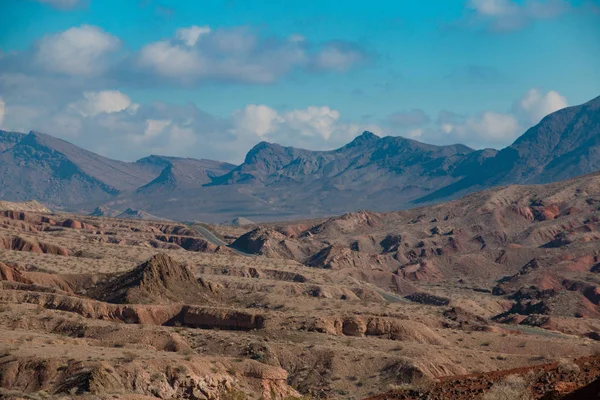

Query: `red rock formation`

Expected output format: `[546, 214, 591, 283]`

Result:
[87, 253, 211, 305]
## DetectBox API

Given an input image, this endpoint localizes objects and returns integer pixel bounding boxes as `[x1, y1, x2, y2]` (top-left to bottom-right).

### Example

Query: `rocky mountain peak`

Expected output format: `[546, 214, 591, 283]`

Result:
[345, 131, 380, 148]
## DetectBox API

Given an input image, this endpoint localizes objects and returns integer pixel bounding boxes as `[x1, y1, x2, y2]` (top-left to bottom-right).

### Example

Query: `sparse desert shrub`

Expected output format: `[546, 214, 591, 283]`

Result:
[178, 347, 194, 356]
[122, 351, 137, 362]
[557, 358, 580, 374]
[150, 372, 164, 382]
[174, 364, 188, 374]
[483, 375, 529, 400]
[72, 249, 104, 259]
[219, 388, 248, 400]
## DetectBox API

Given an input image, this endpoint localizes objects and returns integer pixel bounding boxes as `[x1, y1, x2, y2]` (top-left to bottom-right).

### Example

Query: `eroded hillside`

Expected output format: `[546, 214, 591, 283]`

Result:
[3, 172, 600, 398]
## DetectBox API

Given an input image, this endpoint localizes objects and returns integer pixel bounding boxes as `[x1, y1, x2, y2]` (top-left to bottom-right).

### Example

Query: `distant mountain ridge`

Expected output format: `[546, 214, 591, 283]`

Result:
[0, 94, 599, 222]
[137, 155, 235, 193]
[213, 132, 486, 186]
[419, 94, 600, 203]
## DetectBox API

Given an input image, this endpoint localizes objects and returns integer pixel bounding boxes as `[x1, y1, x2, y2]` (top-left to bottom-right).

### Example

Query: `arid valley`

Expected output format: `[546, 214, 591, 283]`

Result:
[2, 1, 599, 398]
[4, 167, 600, 399]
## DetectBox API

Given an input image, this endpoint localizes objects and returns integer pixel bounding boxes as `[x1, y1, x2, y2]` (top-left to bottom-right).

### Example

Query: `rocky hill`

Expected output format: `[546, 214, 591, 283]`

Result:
[2, 173, 600, 399]
[225, 169, 600, 338]
[0, 200, 51, 213]
[136, 155, 235, 192]
[88, 253, 212, 304]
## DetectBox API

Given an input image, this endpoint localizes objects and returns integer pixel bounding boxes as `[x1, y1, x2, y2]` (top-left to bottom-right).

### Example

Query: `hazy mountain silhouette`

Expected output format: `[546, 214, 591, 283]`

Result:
[0, 95, 598, 221]
[418, 95, 600, 204]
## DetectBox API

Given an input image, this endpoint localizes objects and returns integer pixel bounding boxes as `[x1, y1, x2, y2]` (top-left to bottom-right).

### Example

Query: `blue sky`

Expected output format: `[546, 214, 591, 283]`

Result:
[0, 0, 599, 162]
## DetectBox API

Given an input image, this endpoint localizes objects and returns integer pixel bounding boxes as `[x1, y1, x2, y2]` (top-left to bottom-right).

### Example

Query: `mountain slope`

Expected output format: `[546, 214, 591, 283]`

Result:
[0, 130, 24, 152]
[0, 94, 599, 221]
[213, 132, 487, 187]
[136, 155, 235, 192]
[418, 95, 600, 203]
[168, 131, 496, 221]
[0, 132, 125, 205]
[0, 132, 235, 208]
[25, 132, 157, 191]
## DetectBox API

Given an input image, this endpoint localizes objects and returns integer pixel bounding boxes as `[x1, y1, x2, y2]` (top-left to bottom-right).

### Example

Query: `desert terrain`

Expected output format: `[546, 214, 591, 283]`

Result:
[1, 172, 600, 399]
[2, 1, 598, 398]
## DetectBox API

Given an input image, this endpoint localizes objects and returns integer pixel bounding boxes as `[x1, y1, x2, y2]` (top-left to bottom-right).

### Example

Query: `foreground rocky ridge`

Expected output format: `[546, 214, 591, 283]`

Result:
[225, 171, 600, 340]
[2, 172, 600, 399]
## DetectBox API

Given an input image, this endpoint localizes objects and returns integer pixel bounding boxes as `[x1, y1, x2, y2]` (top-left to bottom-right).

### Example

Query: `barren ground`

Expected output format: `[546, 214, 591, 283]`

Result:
[2, 174, 600, 399]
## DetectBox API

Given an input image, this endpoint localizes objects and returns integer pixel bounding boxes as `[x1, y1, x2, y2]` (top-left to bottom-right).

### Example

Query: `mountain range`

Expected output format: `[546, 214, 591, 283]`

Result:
[0, 95, 598, 223]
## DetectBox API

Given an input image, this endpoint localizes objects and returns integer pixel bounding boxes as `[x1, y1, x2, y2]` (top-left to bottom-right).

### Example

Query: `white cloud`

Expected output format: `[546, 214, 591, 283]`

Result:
[138, 41, 204, 78]
[446, 111, 521, 143]
[311, 42, 367, 72]
[0, 24, 369, 89]
[128, 119, 173, 145]
[145, 119, 172, 138]
[136, 28, 368, 84]
[136, 29, 303, 83]
[211, 28, 258, 54]
[465, 0, 573, 32]
[0, 98, 5, 127]
[35, 0, 82, 9]
[176, 26, 212, 47]
[170, 124, 195, 141]
[283, 106, 341, 140]
[232, 105, 283, 138]
[407, 128, 424, 139]
[232, 105, 342, 141]
[68, 90, 139, 117]
[230, 104, 379, 153]
[35, 25, 120, 76]
[383, 88, 569, 149]
[469, 0, 516, 16]
[514, 88, 568, 124]
[127, 103, 140, 115]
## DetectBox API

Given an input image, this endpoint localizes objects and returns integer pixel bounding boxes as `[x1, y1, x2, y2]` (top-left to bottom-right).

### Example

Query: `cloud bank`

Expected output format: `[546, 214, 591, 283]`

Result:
[383, 88, 569, 148]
